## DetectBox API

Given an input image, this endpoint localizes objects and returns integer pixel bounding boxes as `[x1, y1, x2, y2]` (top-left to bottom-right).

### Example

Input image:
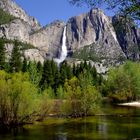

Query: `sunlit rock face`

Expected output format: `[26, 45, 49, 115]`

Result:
[24, 49, 45, 64]
[0, 0, 140, 67]
[66, 8, 126, 65]
[112, 15, 140, 61]
[29, 20, 65, 58]
[0, 0, 41, 31]
[0, 19, 31, 43]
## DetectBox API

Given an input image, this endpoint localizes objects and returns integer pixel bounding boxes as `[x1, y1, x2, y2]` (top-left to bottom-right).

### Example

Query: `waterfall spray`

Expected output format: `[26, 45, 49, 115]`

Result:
[54, 26, 67, 65]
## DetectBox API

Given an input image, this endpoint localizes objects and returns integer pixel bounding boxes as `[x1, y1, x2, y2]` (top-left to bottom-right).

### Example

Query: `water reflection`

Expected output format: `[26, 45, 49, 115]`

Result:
[0, 106, 140, 140]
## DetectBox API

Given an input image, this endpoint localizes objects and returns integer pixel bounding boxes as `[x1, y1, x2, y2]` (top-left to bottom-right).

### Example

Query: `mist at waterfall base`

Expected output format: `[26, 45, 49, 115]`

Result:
[54, 26, 68, 65]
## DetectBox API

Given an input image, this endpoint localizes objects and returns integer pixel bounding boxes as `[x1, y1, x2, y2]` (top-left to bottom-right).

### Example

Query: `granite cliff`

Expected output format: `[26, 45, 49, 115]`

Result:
[0, 0, 140, 72]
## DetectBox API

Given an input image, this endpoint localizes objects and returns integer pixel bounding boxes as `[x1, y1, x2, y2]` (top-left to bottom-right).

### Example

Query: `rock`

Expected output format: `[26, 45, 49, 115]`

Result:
[67, 8, 126, 65]
[4, 43, 14, 60]
[0, 0, 140, 68]
[0, 19, 31, 43]
[29, 20, 65, 58]
[112, 15, 140, 60]
[0, 0, 41, 31]
[24, 49, 45, 63]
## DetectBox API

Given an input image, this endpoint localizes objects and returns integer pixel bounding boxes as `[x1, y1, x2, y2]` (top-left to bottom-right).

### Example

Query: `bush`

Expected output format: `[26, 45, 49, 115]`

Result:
[107, 61, 140, 103]
[63, 76, 101, 117]
[0, 71, 40, 126]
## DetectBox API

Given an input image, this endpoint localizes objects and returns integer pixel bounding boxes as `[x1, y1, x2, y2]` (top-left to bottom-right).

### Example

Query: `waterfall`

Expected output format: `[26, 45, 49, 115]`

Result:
[54, 26, 67, 65]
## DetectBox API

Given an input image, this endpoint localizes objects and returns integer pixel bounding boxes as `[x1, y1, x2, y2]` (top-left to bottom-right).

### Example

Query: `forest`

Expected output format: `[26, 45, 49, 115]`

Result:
[0, 38, 140, 127]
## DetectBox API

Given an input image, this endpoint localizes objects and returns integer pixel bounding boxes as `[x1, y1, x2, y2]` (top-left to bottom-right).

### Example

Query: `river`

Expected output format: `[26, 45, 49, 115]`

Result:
[0, 104, 140, 140]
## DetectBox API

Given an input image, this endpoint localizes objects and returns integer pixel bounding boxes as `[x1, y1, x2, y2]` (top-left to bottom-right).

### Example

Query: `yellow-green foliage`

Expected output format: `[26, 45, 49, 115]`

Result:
[0, 71, 40, 125]
[62, 76, 101, 116]
[107, 61, 140, 103]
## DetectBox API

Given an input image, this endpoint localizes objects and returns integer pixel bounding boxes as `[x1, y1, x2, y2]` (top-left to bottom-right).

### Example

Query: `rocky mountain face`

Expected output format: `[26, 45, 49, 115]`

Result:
[0, 0, 40, 31]
[29, 20, 65, 58]
[66, 9, 126, 66]
[0, 0, 140, 72]
[112, 15, 140, 60]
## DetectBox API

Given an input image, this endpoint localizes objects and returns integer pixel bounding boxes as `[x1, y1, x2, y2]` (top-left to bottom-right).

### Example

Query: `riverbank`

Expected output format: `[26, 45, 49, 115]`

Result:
[118, 101, 140, 107]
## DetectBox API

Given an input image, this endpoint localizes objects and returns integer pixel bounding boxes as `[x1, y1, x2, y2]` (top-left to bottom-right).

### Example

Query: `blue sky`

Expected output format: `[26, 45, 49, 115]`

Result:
[15, 0, 113, 26]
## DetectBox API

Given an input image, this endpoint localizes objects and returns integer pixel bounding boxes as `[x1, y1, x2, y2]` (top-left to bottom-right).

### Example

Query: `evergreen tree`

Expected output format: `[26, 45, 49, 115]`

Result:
[37, 61, 43, 73]
[40, 60, 54, 90]
[54, 68, 61, 93]
[22, 57, 28, 72]
[91, 66, 98, 85]
[0, 39, 6, 70]
[60, 62, 68, 85]
[9, 43, 22, 73]
[72, 63, 76, 76]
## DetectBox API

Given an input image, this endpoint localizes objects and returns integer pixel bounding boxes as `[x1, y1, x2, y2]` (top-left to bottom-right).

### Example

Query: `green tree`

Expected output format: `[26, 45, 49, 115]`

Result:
[54, 68, 61, 93]
[27, 61, 42, 86]
[0, 39, 6, 70]
[40, 60, 54, 90]
[37, 61, 43, 73]
[79, 71, 101, 116]
[9, 43, 22, 73]
[63, 74, 101, 117]
[0, 71, 40, 126]
[60, 62, 68, 85]
[64, 77, 82, 117]
[107, 61, 140, 103]
[22, 57, 28, 72]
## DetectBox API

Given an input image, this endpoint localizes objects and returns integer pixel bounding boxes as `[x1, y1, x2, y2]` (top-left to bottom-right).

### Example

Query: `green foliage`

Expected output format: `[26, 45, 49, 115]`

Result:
[0, 71, 40, 125]
[0, 54, 103, 122]
[0, 39, 6, 70]
[107, 61, 140, 103]
[9, 42, 22, 72]
[63, 75, 101, 117]
[22, 58, 28, 72]
[60, 61, 73, 85]
[56, 86, 65, 99]
[38, 91, 53, 121]
[40, 60, 56, 90]
[0, 8, 16, 25]
[27, 61, 42, 86]
[43, 87, 55, 99]
[0, 38, 35, 52]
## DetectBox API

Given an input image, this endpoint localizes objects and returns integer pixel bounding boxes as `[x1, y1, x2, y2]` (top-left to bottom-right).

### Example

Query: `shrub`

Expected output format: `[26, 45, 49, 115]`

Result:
[0, 71, 40, 126]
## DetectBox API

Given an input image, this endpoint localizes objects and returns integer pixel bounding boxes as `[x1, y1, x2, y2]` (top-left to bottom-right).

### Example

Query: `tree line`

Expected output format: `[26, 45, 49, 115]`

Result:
[1, 38, 140, 126]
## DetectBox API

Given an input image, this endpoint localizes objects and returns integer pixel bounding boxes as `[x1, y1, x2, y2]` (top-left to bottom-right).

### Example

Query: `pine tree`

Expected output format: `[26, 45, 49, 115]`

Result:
[72, 63, 76, 76]
[0, 39, 6, 70]
[22, 57, 28, 72]
[54, 69, 60, 93]
[40, 60, 54, 90]
[60, 62, 67, 85]
[37, 61, 43, 73]
[9, 43, 22, 73]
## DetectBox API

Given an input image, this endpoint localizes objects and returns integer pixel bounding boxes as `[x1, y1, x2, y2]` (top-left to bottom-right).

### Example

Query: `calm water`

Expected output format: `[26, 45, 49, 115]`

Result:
[0, 105, 140, 140]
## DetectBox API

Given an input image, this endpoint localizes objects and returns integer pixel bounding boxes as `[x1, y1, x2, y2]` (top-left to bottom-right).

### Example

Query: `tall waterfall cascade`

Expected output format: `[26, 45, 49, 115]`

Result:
[54, 26, 68, 65]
